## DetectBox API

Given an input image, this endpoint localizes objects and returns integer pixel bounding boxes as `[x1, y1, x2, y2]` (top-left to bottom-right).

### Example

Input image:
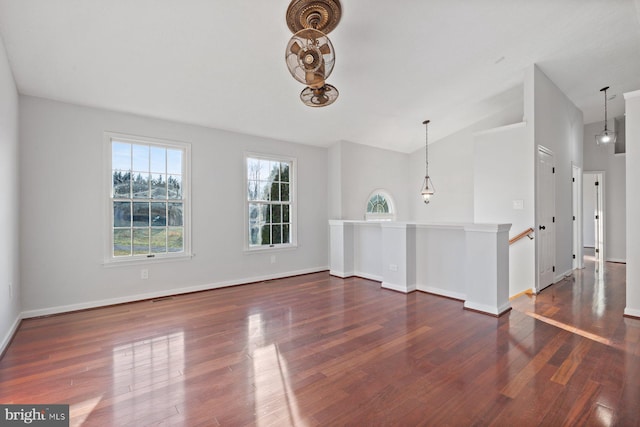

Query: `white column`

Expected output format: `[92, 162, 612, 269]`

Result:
[329, 220, 354, 278]
[624, 90, 640, 318]
[463, 223, 512, 316]
[381, 223, 416, 293]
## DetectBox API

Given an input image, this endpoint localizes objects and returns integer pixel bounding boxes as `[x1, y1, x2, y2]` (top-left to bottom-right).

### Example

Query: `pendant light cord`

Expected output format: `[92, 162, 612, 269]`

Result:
[604, 89, 608, 131]
[602, 87, 609, 131]
[423, 120, 430, 177]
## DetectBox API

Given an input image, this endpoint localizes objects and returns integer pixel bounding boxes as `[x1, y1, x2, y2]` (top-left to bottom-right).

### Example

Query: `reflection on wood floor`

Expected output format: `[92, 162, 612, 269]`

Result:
[1, 255, 638, 426]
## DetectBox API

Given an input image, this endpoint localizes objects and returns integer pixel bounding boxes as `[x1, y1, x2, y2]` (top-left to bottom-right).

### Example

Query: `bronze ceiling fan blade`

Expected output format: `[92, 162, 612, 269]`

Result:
[319, 43, 331, 55]
[290, 41, 302, 55]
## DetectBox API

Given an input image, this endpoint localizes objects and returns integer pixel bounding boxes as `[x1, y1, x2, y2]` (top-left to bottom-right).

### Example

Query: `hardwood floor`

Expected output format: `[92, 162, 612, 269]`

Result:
[1, 256, 639, 426]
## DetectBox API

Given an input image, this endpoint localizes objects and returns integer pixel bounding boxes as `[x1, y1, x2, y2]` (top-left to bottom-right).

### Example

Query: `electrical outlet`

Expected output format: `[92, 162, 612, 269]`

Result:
[270, 255, 276, 264]
[141, 269, 149, 280]
[8, 282, 12, 299]
[389, 264, 398, 272]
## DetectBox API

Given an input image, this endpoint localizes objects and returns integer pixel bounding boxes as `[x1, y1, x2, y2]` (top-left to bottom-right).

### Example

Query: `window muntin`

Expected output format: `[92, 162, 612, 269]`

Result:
[365, 190, 396, 221]
[246, 155, 295, 249]
[367, 194, 389, 213]
[107, 134, 190, 262]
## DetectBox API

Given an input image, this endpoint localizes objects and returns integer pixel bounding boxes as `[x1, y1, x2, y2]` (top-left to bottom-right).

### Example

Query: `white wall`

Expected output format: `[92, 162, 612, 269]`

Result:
[582, 172, 596, 248]
[353, 223, 382, 280]
[410, 127, 475, 222]
[624, 90, 640, 317]
[528, 65, 584, 282]
[329, 140, 410, 221]
[415, 227, 466, 299]
[473, 123, 534, 296]
[409, 106, 524, 222]
[0, 34, 21, 353]
[19, 96, 329, 316]
[583, 121, 626, 261]
[327, 143, 342, 220]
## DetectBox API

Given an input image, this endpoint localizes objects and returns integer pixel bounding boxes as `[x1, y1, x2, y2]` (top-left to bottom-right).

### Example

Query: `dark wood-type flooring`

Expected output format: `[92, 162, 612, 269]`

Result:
[1, 255, 639, 426]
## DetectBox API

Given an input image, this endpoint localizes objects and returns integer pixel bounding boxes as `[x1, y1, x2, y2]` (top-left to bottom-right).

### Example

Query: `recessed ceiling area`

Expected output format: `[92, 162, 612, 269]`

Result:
[0, 0, 638, 153]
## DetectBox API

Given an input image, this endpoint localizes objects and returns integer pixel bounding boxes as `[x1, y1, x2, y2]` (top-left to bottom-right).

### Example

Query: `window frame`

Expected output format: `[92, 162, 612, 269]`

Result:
[104, 132, 192, 265]
[244, 152, 297, 252]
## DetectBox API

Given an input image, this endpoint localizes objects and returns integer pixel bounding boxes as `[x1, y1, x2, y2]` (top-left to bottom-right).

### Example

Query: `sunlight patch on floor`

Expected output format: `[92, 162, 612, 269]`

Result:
[525, 311, 614, 347]
[69, 394, 103, 427]
[253, 343, 307, 427]
[111, 332, 185, 424]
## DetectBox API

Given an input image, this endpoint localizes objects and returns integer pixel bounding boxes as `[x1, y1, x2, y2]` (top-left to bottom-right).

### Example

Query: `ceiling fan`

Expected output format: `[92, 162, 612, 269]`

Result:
[284, 0, 342, 107]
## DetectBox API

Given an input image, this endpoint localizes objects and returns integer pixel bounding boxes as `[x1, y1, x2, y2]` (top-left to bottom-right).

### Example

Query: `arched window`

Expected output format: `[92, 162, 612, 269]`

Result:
[365, 190, 396, 221]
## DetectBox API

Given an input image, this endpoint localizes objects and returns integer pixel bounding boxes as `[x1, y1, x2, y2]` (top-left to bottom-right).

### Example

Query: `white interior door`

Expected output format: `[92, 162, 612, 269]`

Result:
[583, 172, 605, 270]
[593, 173, 605, 270]
[583, 174, 596, 248]
[537, 146, 556, 292]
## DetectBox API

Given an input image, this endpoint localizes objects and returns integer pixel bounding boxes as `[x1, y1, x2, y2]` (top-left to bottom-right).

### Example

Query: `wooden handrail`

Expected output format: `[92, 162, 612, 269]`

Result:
[509, 227, 534, 245]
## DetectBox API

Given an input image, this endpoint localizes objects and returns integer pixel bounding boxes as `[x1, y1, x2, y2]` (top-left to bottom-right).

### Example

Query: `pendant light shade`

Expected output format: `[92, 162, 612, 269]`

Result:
[595, 128, 616, 145]
[420, 120, 435, 204]
[421, 176, 435, 203]
[595, 86, 617, 145]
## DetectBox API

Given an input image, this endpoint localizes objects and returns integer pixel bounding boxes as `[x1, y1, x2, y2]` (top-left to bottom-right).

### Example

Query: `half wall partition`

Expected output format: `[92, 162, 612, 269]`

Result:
[329, 220, 511, 316]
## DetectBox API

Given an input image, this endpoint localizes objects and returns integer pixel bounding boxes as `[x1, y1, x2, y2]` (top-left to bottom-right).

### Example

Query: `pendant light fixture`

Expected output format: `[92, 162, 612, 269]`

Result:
[420, 120, 435, 204]
[595, 86, 617, 145]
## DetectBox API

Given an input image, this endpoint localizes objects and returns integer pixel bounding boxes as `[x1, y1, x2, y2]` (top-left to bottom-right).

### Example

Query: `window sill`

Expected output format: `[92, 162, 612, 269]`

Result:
[103, 253, 193, 267]
[244, 244, 298, 254]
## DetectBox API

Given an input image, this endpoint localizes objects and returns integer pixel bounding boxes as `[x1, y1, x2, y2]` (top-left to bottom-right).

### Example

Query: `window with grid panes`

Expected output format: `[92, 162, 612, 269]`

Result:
[365, 190, 396, 221]
[107, 133, 190, 262]
[246, 155, 295, 249]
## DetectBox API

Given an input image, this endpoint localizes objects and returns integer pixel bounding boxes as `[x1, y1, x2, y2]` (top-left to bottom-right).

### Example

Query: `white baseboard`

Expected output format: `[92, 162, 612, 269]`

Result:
[554, 269, 574, 283]
[22, 266, 328, 319]
[464, 300, 511, 316]
[1, 313, 22, 356]
[329, 269, 351, 278]
[381, 282, 416, 293]
[353, 271, 383, 282]
[624, 307, 640, 318]
[417, 285, 466, 301]
[328, 270, 382, 283]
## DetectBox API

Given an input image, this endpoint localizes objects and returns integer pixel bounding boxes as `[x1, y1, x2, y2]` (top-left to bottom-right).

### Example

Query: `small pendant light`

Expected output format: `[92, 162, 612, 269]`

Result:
[420, 120, 435, 204]
[595, 86, 617, 145]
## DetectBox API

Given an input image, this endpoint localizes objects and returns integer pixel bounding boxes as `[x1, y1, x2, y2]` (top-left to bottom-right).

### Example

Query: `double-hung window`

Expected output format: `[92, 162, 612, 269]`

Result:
[106, 133, 191, 263]
[246, 154, 296, 250]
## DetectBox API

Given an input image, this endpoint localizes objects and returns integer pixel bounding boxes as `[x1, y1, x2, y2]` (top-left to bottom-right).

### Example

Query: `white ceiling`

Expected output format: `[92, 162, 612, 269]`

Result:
[0, 0, 639, 153]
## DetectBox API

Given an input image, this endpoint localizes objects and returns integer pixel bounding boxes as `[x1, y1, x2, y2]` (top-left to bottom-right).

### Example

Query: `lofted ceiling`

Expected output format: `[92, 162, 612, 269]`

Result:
[0, 0, 639, 153]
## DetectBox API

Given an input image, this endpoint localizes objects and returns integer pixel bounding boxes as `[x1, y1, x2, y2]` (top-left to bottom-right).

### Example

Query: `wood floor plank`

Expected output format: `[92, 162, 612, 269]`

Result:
[499, 331, 568, 399]
[551, 338, 592, 385]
